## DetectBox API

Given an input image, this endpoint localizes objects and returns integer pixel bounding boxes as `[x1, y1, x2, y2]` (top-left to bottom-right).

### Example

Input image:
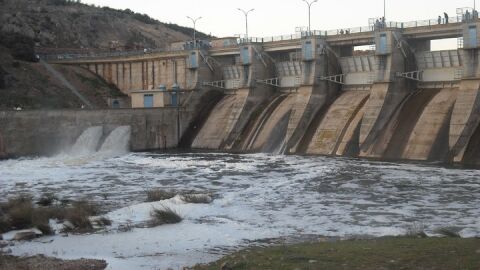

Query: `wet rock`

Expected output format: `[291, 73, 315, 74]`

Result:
[0, 240, 8, 248]
[63, 221, 75, 231]
[14, 230, 40, 241]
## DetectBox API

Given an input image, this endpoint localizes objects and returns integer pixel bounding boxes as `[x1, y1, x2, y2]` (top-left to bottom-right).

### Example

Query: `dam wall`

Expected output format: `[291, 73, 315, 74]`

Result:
[0, 108, 192, 157]
[40, 17, 480, 165]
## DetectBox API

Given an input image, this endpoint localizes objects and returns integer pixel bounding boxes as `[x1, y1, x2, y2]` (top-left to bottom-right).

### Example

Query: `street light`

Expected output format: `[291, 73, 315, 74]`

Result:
[384, 0, 386, 19]
[187, 16, 202, 46]
[301, 0, 318, 34]
[237, 8, 254, 40]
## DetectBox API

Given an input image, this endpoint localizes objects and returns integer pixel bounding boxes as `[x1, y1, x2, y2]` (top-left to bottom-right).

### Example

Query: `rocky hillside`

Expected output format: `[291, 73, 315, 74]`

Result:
[0, 44, 127, 110]
[0, 0, 210, 50]
[0, 0, 211, 110]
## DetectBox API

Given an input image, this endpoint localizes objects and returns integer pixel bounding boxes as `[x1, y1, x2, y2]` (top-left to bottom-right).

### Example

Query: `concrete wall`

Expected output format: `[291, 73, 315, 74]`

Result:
[82, 55, 190, 95]
[131, 91, 167, 108]
[0, 108, 193, 157]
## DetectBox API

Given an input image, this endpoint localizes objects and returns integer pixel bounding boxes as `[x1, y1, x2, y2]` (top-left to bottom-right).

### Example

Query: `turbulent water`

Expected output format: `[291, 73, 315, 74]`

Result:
[69, 126, 103, 156]
[1, 152, 480, 269]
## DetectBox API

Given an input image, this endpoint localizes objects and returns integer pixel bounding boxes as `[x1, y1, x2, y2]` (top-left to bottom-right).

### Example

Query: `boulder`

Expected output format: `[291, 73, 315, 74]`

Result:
[13, 230, 41, 241]
[0, 240, 8, 248]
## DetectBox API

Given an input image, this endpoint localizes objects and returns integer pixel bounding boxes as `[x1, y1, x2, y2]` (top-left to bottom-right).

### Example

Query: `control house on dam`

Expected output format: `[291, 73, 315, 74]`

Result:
[11, 8, 480, 165]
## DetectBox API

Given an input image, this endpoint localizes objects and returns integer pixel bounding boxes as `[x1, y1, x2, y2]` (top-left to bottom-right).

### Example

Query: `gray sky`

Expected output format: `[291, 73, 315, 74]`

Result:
[82, 0, 473, 49]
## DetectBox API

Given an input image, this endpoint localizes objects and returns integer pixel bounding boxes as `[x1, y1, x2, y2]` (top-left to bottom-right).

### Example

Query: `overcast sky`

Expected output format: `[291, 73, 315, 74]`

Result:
[82, 0, 474, 49]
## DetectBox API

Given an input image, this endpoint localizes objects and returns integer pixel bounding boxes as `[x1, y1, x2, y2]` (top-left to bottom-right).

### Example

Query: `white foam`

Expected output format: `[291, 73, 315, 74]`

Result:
[98, 126, 131, 157]
[69, 126, 103, 156]
[1, 153, 480, 269]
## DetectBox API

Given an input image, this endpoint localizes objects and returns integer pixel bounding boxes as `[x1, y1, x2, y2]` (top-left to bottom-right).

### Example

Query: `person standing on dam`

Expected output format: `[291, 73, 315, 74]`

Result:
[438, 16, 442, 24]
[444, 12, 449, 24]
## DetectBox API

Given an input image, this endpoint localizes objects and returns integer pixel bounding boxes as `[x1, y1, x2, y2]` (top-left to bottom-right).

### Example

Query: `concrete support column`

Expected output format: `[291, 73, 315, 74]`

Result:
[359, 30, 416, 157]
[449, 79, 480, 162]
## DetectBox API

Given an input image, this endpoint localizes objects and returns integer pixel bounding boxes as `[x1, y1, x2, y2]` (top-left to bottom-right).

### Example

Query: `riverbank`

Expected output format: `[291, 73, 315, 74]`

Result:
[192, 237, 480, 270]
[0, 254, 107, 270]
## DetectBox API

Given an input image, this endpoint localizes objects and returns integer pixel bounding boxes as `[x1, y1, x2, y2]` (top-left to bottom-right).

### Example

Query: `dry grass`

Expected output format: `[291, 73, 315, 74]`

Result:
[0, 194, 54, 235]
[181, 194, 213, 204]
[36, 193, 58, 207]
[149, 206, 182, 227]
[62, 200, 99, 233]
[0, 195, 107, 236]
[146, 189, 176, 202]
[95, 217, 112, 227]
[405, 222, 427, 238]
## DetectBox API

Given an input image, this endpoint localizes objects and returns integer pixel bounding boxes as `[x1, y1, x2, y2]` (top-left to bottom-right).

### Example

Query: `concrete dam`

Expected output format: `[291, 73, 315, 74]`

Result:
[6, 15, 480, 165]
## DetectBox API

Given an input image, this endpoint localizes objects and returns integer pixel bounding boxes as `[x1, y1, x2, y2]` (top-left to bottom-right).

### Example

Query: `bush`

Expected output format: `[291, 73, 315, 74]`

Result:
[62, 200, 98, 233]
[4, 195, 34, 230]
[0, 195, 54, 234]
[149, 207, 182, 227]
[0, 196, 104, 235]
[37, 193, 58, 207]
[0, 214, 10, 233]
[71, 200, 99, 216]
[64, 210, 93, 233]
[146, 189, 176, 202]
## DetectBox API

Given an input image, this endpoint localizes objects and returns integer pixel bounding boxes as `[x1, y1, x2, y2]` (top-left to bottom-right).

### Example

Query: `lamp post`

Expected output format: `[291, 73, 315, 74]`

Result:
[384, 0, 386, 19]
[238, 8, 254, 40]
[187, 16, 202, 46]
[302, 0, 318, 34]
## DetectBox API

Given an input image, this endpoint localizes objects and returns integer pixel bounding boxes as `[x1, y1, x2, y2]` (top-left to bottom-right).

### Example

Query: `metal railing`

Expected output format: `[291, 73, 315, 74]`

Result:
[38, 47, 182, 61]
[41, 15, 468, 61]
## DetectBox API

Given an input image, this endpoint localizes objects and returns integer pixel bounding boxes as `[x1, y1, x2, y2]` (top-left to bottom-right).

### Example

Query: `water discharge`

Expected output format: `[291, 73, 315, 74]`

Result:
[1, 152, 479, 269]
[98, 126, 131, 157]
[69, 126, 103, 156]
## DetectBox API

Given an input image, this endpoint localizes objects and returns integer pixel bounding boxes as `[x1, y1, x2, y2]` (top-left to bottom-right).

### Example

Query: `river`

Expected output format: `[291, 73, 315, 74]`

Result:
[1, 152, 479, 269]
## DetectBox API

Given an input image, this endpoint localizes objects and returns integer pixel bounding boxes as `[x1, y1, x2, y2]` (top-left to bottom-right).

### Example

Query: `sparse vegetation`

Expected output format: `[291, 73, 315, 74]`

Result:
[0, 194, 107, 235]
[192, 237, 480, 270]
[95, 216, 112, 227]
[36, 193, 58, 207]
[146, 189, 176, 202]
[405, 222, 427, 238]
[0, 194, 54, 235]
[181, 194, 213, 204]
[435, 227, 462, 238]
[62, 200, 99, 233]
[149, 206, 182, 227]
[0, 33, 37, 62]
